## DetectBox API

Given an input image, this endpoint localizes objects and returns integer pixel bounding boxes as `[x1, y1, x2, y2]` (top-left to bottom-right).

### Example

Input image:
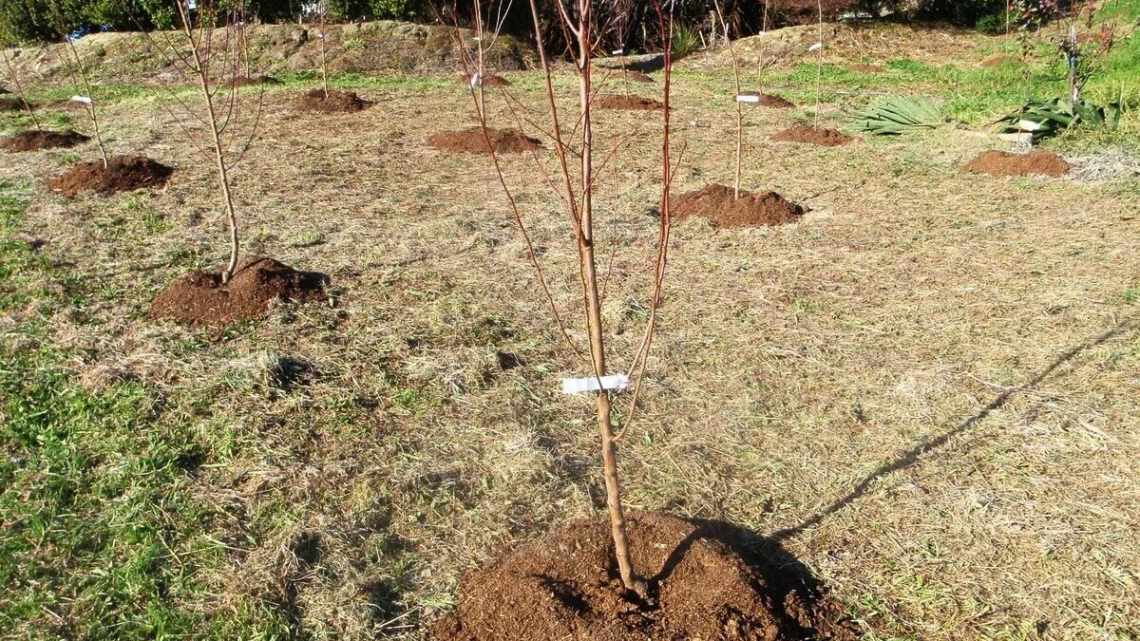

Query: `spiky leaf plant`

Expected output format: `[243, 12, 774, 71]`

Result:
[996, 97, 1121, 141]
[849, 96, 943, 135]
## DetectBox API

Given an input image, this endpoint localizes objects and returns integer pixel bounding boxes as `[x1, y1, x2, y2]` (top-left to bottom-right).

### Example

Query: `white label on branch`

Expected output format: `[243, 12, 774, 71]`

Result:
[469, 72, 481, 88]
[809, 42, 823, 52]
[736, 94, 761, 103]
[561, 374, 630, 395]
[612, 48, 624, 55]
[70, 95, 93, 105]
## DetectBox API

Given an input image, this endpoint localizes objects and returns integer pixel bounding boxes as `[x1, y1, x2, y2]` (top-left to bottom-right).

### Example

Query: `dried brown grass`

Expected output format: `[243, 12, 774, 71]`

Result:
[1, 72, 1138, 641]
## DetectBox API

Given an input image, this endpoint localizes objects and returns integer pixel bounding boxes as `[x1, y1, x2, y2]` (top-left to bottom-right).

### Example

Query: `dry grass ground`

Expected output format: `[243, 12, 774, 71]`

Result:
[2, 23, 1139, 641]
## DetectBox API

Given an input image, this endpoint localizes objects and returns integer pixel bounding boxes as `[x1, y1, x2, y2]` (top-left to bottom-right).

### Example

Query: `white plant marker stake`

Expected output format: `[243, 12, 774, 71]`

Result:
[735, 94, 760, 103]
[808, 42, 823, 52]
[612, 48, 624, 55]
[70, 95, 93, 105]
[561, 374, 630, 395]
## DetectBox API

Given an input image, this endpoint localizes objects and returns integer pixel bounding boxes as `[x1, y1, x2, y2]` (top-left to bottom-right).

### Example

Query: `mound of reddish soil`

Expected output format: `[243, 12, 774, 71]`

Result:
[297, 89, 371, 113]
[434, 512, 857, 641]
[149, 256, 329, 326]
[595, 94, 665, 111]
[428, 127, 541, 154]
[458, 73, 511, 87]
[964, 149, 1070, 177]
[772, 125, 853, 147]
[1, 129, 89, 152]
[48, 155, 173, 197]
[672, 184, 806, 228]
[759, 93, 795, 108]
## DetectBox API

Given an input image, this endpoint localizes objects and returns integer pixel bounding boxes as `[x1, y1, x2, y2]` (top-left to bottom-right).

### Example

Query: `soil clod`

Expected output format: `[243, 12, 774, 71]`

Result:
[595, 94, 666, 111]
[48, 155, 173, 197]
[964, 149, 1070, 177]
[428, 127, 541, 154]
[149, 256, 329, 327]
[0, 97, 29, 111]
[297, 89, 371, 113]
[434, 512, 857, 641]
[772, 125, 853, 147]
[1, 129, 89, 152]
[672, 184, 806, 228]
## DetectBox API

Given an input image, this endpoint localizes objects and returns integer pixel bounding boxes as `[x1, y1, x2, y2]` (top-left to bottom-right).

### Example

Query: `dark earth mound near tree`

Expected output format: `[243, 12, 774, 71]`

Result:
[458, 72, 511, 87]
[233, 75, 283, 86]
[48, 155, 173, 197]
[149, 257, 329, 326]
[673, 184, 806, 228]
[428, 127, 541, 154]
[0, 97, 28, 111]
[772, 125, 853, 146]
[296, 88, 371, 113]
[434, 512, 857, 641]
[595, 94, 665, 110]
[1, 129, 89, 152]
[963, 149, 1070, 177]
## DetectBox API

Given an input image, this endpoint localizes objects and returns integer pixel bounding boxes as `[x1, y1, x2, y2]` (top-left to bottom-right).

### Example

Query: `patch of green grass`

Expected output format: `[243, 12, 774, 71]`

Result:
[0, 180, 293, 640]
[274, 70, 455, 93]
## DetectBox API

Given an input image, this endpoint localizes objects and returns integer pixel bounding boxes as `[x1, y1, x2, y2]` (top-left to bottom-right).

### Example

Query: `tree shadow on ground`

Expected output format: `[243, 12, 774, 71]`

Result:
[774, 316, 1136, 541]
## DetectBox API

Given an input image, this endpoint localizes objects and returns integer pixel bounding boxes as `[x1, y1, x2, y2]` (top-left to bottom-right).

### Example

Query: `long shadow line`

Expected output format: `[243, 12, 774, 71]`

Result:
[772, 317, 1136, 541]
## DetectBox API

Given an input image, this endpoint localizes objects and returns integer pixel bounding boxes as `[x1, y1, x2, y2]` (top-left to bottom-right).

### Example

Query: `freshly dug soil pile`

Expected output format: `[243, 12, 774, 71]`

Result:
[1, 129, 89, 152]
[672, 184, 805, 228]
[772, 125, 853, 147]
[964, 149, 1071, 177]
[759, 93, 795, 108]
[0, 97, 27, 111]
[428, 127, 541, 154]
[434, 512, 857, 641]
[595, 94, 665, 111]
[296, 89, 371, 113]
[233, 75, 283, 86]
[149, 257, 329, 326]
[48, 155, 173, 197]
[458, 73, 511, 87]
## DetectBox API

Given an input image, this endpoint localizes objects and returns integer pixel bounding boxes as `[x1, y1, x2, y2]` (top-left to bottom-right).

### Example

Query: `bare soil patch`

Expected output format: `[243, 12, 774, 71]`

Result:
[772, 125, 853, 146]
[672, 183, 806, 228]
[297, 89, 372, 113]
[149, 257, 329, 327]
[434, 512, 857, 641]
[595, 94, 665, 111]
[428, 127, 541, 154]
[849, 63, 884, 73]
[0, 97, 28, 111]
[759, 93, 796, 108]
[48, 155, 173, 197]
[964, 150, 1071, 177]
[1, 129, 89, 152]
[980, 53, 1015, 67]
[233, 75, 283, 87]
[458, 73, 511, 87]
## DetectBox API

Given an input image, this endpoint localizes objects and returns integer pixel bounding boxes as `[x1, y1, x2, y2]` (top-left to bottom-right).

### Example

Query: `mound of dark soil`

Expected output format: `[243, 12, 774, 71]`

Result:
[1, 129, 89, 152]
[428, 127, 541, 154]
[434, 512, 857, 641]
[772, 125, 853, 147]
[149, 257, 329, 326]
[672, 183, 806, 228]
[297, 89, 371, 113]
[458, 73, 511, 87]
[595, 94, 665, 111]
[48, 155, 173, 197]
[0, 97, 28, 111]
[233, 75, 283, 87]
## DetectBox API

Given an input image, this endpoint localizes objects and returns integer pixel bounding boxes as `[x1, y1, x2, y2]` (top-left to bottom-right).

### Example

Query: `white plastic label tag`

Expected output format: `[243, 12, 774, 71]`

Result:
[808, 42, 823, 52]
[70, 95, 93, 105]
[561, 374, 630, 395]
[469, 72, 481, 88]
[612, 48, 624, 55]
[736, 94, 760, 103]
